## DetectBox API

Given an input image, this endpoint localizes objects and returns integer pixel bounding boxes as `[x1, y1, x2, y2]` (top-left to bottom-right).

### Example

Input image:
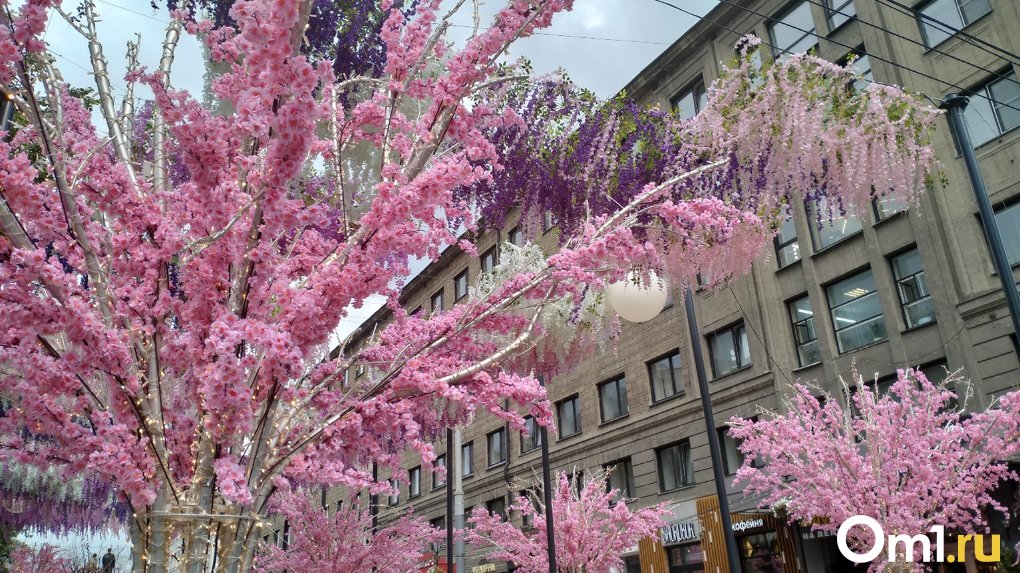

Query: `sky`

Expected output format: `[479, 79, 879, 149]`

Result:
[40, 0, 718, 339]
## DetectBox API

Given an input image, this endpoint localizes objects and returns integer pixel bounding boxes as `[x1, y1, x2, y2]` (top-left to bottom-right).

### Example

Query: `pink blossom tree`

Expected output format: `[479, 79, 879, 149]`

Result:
[9, 543, 74, 573]
[729, 369, 1020, 572]
[467, 469, 670, 573]
[0, 0, 941, 571]
[252, 489, 439, 573]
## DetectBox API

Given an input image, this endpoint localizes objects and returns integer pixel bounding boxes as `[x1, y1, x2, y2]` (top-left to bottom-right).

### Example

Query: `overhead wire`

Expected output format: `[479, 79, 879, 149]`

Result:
[876, 0, 1020, 64]
[799, 0, 1019, 90]
[650, 0, 1020, 116]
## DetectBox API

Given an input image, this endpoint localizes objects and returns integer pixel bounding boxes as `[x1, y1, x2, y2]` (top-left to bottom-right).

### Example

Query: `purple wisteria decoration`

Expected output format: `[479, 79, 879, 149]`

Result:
[161, 0, 416, 79]
[0, 462, 128, 536]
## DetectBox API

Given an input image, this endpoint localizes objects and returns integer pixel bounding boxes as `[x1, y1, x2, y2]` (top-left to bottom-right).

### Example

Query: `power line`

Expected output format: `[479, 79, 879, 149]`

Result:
[448, 23, 671, 46]
[801, 0, 1020, 91]
[94, 0, 170, 25]
[875, 0, 1020, 65]
[651, 0, 1020, 116]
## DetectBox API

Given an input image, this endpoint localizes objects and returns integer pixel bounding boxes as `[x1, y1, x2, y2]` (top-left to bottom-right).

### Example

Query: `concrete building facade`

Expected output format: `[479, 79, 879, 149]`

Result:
[337, 2, 1020, 572]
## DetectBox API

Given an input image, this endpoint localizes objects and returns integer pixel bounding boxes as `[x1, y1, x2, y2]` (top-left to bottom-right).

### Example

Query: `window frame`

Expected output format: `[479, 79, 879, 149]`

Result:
[826, 268, 888, 353]
[993, 199, 1020, 266]
[520, 415, 542, 453]
[485, 497, 508, 521]
[917, 0, 992, 49]
[454, 269, 469, 301]
[409, 466, 422, 498]
[433, 454, 446, 489]
[671, 77, 708, 120]
[806, 197, 863, 251]
[430, 289, 444, 313]
[508, 226, 524, 247]
[647, 350, 684, 403]
[707, 322, 751, 378]
[387, 478, 399, 506]
[597, 374, 629, 422]
[556, 394, 582, 438]
[605, 457, 636, 501]
[774, 217, 801, 269]
[825, 0, 856, 30]
[486, 428, 507, 467]
[481, 245, 498, 274]
[767, 0, 819, 60]
[959, 68, 1020, 148]
[891, 248, 936, 329]
[462, 441, 474, 477]
[542, 211, 557, 233]
[656, 440, 695, 492]
[788, 295, 821, 367]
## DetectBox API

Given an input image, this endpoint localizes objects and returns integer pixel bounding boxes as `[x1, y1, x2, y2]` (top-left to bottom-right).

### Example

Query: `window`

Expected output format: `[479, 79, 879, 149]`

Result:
[519, 489, 539, 528]
[807, 197, 862, 250]
[410, 306, 422, 317]
[388, 478, 399, 506]
[768, 1, 817, 59]
[672, 79, 708, 120]
[719, 427, 745, 476]
[648, 350, 683, 402]
[708, 323, 751, 377]
[521, 416, 542, 453]
[454, 269, 469, 301]
[462, 442, 474, 477]
[281, 520, 290, 550]
[892, 249, 936, 328]
[556, 395, 581, 437]
[542, 211, 557, 233]
[487, 428, 506, 467]
[433, 454, 446, 488]
[431, 290, 444, 313]
[825, 0, 856, 29]
[605, 458, 635, 501]
[508, 226, 524, 247]
[827, 269, 887, 353]
[481, 246, 498, 274]
[842, 50, 872, 92]
[656, 441, 694, 491]
[995, 202, 1020, 265]
[789, 296, 821, 366]
[962, 70, 1020, 147]
[774, 217, 801, 268]
[918, 0, 992, 47]
[874, 194, 908, 220]
[485, 497, 507, 521]
[429, 517, 446, 553]
[597, 375, 629, 422]
[356, 363, 365, 378]
[409, 466, 421, 498]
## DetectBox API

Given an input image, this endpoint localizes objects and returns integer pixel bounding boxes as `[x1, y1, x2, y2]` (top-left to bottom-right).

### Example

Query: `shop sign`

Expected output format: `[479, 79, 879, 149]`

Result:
[731, 517, 765, 533]
[660, 519, 699, 544]
[471, 565, 496, 573]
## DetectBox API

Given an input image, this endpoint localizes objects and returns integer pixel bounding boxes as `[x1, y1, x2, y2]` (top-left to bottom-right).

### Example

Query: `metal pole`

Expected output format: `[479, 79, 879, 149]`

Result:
[370, 462, 379, 533]
[684, 287, 741, 573]
[446, 427, 454, 572]
[453, 428, 465, 573]
[539, 424, 556, 573]
[942, 94, 1020, 354]
[1, 88, 14, 140]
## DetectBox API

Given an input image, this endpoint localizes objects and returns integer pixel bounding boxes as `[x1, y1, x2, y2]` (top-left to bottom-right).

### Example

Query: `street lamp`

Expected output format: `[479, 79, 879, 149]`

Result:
[606, 275, 742, 573]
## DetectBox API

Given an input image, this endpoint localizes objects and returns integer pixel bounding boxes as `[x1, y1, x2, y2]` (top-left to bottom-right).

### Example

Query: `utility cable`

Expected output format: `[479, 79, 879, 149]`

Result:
[651, 0, 1020, 115]
[876, 0, 1020, 65]
[799, 0, 1019, 90]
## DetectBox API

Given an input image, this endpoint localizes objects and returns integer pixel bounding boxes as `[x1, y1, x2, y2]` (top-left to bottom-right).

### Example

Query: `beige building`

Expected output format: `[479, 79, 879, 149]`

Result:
[335, 2, 1020, 572]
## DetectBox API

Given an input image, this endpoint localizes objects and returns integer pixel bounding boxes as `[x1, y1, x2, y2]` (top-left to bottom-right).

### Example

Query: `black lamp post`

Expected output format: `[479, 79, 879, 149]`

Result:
[941, 94, 1020, 352]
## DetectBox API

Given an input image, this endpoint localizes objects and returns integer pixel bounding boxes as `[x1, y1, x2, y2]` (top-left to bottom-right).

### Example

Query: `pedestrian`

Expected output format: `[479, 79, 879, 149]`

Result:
[85, 552, 99, 573]
[100, 548, 115, 573]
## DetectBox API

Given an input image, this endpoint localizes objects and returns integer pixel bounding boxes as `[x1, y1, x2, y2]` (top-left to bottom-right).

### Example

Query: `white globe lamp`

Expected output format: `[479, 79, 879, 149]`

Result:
[606, 270, 668, 323]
